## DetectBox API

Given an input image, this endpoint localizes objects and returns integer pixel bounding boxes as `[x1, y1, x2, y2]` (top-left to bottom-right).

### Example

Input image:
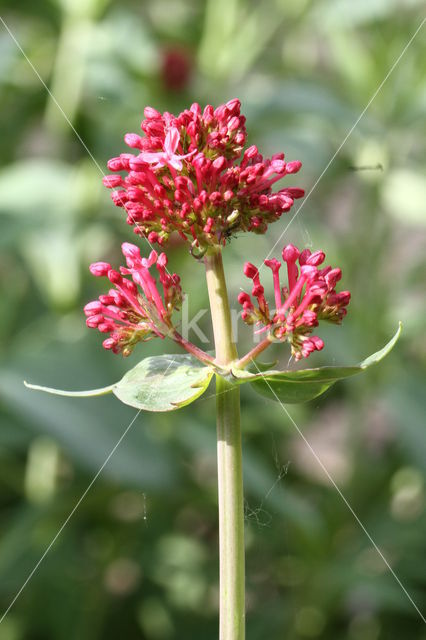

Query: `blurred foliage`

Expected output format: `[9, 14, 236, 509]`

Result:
[0, 1, 425, 639]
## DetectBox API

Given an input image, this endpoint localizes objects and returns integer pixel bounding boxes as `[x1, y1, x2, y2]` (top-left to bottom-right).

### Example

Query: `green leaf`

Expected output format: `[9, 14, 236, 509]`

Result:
[113, 354, 213, 412]
[247, 359, 278, 373]
[25, 354, 213, 412]
[231, 323, 402, 404]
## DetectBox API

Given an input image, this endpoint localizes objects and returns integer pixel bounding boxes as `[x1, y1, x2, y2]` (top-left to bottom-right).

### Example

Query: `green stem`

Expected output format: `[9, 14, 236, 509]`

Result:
[204, 247, 245, 640]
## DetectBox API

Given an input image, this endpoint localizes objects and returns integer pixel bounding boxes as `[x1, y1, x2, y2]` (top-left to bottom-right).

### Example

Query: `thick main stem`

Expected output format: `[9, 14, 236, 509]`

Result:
[204, 248, 245, 640]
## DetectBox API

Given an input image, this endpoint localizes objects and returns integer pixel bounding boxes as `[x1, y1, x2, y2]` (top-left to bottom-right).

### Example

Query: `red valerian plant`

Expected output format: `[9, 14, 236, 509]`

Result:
[27, 99, 401, 640]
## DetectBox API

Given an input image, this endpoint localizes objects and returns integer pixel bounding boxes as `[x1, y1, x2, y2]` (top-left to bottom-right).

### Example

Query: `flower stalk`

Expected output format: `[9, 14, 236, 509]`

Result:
[171, 329, 215, 366]
[204, 248, 245, 640]
[235, 336, 272, 370]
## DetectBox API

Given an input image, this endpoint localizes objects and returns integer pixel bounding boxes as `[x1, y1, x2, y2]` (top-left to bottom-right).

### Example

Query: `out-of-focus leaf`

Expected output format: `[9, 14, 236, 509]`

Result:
[1, 372, 177, 488]
[247, 80, 372, 129]
[386, 376, 426, 471]
[175, 418, 325, 535]
[0, 160, 75, 218]
[0, 159, 100, 222]
[231, 324, 401, 403]
[23, 229, 82, 307]
[381, 170, 426, 226]
[309, 0, 425, 29]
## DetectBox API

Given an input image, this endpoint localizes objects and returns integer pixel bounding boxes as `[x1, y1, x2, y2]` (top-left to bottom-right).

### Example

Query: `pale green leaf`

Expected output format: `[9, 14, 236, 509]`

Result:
[25, 354, 214, 413]
[231, 323, 402, 404]
[113, 354, 213, 411]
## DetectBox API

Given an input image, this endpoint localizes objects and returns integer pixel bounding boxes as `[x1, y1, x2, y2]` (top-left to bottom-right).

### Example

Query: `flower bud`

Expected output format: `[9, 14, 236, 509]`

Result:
[325, 268, 342, 288]
[102, 175, 123, 188]
[243, 263, 258, 279]
[144, 106, 161, 119]
[282, 244, 300, 263]
[306, 251, 325, 266]
[89, 262, 111, 277]
[107, 157, 123, 171]
[264, 258, 281, 274]
[84, 301, 103, 316]
[226, 98, 241, 113]
[108, 270, 122, 284]
[122, 242, 141, 261]
[286, 160, 302, 174]
[124, 133, 143, 149]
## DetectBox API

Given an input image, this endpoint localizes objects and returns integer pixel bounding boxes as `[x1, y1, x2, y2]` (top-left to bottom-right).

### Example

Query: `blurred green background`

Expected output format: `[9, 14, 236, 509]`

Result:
[0, 1, 425, 639]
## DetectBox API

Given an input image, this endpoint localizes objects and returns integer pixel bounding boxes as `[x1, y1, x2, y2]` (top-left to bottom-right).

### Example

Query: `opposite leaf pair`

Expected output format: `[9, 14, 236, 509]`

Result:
[25, 324, 401, 410]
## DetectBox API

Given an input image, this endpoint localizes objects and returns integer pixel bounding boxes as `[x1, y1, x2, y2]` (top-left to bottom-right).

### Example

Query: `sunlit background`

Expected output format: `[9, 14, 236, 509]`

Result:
[0, 1, 425, 639]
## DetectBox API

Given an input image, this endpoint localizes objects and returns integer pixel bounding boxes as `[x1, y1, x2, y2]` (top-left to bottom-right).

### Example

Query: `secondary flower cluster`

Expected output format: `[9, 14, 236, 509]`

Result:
[238, 244, 350, 360]
[84, 243, 182, 356]
[103, 99, 304, 252]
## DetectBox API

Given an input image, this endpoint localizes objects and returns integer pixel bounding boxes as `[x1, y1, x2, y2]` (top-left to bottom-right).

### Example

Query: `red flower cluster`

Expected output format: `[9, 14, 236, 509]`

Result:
[103, 99, 304, 253]
[238, 245, 350, 360]
[84, 243, 182, 356]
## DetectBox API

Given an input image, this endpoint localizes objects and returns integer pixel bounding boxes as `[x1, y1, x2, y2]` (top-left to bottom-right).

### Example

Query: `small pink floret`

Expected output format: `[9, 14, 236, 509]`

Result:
[282, 244, 300, 263]
[90, 262, 111, 277]
[124, 133, 143, 149]
[243, 262, 258, 279]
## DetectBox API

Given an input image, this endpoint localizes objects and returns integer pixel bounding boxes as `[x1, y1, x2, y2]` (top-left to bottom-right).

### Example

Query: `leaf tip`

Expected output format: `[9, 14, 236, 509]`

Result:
[24, 380, 38, 391]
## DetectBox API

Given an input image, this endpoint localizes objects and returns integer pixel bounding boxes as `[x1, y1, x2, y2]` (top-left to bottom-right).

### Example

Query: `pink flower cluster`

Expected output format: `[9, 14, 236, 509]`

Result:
[84, 243, 182, 356]
[103, 99, 304, 252]
[238, 245, 350, 360]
